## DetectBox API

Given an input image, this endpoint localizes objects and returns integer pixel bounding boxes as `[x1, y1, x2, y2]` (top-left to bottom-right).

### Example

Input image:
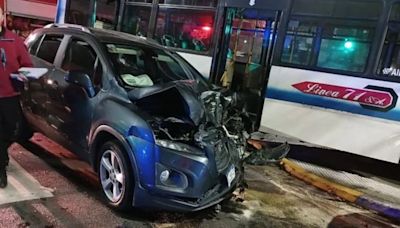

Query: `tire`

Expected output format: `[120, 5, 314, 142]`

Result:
[97, 140, 134, 211]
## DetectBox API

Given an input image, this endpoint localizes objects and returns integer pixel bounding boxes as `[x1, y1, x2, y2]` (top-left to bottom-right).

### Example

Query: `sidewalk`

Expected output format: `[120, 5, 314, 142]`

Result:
[0, 145, 53, 205]
[281, 158, 400, 223]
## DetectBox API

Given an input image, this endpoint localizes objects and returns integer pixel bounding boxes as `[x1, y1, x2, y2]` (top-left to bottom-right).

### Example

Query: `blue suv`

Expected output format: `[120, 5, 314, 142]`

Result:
[21, 24, 244, 211]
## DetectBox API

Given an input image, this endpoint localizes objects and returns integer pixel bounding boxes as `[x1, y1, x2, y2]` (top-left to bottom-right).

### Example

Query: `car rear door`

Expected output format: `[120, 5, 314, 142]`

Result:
[22, 33, 65, 132]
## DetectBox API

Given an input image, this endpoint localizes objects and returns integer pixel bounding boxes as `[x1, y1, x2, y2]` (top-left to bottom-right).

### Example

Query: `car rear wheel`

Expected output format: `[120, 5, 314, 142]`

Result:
[98, 140, 134, 210]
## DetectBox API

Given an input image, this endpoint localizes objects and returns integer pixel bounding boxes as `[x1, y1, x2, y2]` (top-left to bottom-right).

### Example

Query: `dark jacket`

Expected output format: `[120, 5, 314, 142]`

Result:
[0, 28, 33, 98]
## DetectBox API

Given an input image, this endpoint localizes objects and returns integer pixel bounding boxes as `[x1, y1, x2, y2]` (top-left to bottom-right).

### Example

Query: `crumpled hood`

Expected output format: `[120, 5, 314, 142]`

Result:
[128, 81, 204, 126]
[199, 90, 237, 127]
[129, 81, 246, 171]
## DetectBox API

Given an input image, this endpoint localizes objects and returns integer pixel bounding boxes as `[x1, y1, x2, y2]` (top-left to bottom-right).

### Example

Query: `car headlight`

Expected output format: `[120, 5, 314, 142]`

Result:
[156, 140, 203, 155]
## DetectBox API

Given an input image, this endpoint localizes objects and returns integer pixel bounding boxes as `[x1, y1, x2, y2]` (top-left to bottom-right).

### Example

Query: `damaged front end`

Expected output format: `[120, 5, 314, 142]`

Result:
[128, 82, 248, 211]
[196, 91, 247, 171]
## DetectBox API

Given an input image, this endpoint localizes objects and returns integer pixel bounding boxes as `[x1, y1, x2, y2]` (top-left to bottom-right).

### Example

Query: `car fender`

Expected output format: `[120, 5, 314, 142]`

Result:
[89, 125, 140, 182]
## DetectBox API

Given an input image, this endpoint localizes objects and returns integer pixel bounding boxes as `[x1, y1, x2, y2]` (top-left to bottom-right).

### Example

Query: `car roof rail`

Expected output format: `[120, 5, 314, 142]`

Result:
[44, 23, 92, 34]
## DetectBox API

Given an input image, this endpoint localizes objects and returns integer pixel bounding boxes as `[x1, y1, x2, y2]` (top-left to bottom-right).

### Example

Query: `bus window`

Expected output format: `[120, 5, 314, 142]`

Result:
[390, 4, 400, 21]
[292, 0, 381, 20]
[281, 20, 316, 66]
[378, 4, 400, 78]
[128, 0, 152, 2]
[317, 26, 373, 72]
[94, 0, 118, 30]
[280, 0, 380, 73]
[158, 0, 217, 7]
[121, 5, 151, 36]
[379, 26, 400, 77]
[154, 8, 215, 52]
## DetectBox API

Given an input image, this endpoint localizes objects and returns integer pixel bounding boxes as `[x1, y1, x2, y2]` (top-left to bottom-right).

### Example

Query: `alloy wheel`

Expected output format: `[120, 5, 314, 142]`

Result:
[99, 149, 125, 203]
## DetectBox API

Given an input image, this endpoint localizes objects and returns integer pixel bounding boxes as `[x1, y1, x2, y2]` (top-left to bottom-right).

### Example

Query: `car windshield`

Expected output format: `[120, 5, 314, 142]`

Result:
[104, 43, 208, 88]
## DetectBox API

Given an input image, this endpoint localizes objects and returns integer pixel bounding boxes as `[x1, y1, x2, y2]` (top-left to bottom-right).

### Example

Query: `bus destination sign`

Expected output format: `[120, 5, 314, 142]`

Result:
[292, 81, 398, 111]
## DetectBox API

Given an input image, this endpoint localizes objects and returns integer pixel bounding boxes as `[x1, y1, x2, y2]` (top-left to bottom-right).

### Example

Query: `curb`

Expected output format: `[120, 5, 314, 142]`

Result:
[281, 158, 400, 222]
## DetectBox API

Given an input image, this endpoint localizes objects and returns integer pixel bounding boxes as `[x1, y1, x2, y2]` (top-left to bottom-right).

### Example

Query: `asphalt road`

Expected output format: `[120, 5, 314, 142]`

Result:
[0, 134, 397, 228]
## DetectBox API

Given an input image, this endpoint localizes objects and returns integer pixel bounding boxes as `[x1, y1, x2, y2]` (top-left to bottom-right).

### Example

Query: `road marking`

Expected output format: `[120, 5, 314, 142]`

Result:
[0, 158, 53, 205]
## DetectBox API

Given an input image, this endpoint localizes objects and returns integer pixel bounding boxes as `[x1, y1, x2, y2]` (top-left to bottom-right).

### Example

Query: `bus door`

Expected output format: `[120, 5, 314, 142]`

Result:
[215, 8, 280, 127]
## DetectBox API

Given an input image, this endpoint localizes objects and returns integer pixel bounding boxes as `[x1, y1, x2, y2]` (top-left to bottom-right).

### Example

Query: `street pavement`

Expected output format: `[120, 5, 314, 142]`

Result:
[0, 134, 396, 228]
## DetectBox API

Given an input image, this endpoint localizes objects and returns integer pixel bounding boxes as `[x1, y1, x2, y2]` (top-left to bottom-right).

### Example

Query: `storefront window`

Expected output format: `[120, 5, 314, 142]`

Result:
[6, 15, 49, 39]
[121, 5, 151, 36]
[66, 0, 92, 26]
[154, 8, 215, 52]
[95, 0, 118, 30]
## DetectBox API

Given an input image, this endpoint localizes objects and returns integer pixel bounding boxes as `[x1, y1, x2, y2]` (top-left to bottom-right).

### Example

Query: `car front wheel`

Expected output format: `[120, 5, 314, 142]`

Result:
[98, 140, 134, 210]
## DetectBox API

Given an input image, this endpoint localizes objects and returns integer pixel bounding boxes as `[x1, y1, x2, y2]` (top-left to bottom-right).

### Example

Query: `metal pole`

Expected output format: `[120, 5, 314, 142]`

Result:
[55, 0, 67, 24]
[3, 0, 6, 27]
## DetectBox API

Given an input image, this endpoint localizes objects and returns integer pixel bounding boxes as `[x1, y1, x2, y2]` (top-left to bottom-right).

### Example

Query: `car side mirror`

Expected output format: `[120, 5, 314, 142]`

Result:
[65, 71, 95, 98]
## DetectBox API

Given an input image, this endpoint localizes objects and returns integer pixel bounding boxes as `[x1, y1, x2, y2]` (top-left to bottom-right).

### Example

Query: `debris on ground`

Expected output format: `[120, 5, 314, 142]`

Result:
[244, 141, 290, 165]
[247, 139, 264, 150]
[214, 204, 222, 213]
[232, 186, 245, 202]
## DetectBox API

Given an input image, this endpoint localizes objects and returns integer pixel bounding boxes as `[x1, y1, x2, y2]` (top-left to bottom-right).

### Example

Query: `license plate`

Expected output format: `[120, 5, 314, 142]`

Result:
[226, 165, 236, 187]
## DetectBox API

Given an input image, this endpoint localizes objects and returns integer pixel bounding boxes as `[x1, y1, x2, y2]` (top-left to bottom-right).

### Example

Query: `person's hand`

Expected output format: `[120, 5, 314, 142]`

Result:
[16, 73, 28, 82]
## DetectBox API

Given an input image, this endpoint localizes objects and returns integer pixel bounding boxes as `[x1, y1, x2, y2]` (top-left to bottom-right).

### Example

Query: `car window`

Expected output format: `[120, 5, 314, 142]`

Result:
[27, 34, 44, 56]
[36, 34, 63, 63]
[62, 38, 103, 88]
[153, 50, 188, 81]
[106, 43, 193, 87]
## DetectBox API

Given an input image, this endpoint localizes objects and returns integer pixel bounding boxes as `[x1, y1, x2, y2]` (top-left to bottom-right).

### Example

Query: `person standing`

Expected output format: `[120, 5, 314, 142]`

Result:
[0, 7, 33, 188]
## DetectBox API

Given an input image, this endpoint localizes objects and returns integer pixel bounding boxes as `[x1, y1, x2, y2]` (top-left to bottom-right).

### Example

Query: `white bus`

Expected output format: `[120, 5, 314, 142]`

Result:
[217, 0, 400, 164]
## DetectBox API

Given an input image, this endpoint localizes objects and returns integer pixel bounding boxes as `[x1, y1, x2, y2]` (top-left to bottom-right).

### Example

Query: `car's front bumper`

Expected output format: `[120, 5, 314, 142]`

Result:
[126, 136, 242, 212]
[133, 166, 242, 212]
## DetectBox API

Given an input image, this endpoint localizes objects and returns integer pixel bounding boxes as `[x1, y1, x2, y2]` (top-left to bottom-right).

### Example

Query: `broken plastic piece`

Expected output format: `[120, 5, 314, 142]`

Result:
[245, 143, 290, 165]
[247, 139, 265, 150]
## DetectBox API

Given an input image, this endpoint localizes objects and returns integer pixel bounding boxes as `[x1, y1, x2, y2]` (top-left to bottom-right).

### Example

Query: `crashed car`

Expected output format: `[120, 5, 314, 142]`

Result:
[20, 24, 247, 211]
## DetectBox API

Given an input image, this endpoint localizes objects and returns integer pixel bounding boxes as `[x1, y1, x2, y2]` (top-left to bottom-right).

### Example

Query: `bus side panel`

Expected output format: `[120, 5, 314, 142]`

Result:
[260, 65, 400, 163]
[177, 52, 212, 79]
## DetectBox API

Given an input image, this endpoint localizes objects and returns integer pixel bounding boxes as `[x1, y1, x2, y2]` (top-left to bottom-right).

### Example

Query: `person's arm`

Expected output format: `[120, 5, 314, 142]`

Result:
[16, 36, 33, 68]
